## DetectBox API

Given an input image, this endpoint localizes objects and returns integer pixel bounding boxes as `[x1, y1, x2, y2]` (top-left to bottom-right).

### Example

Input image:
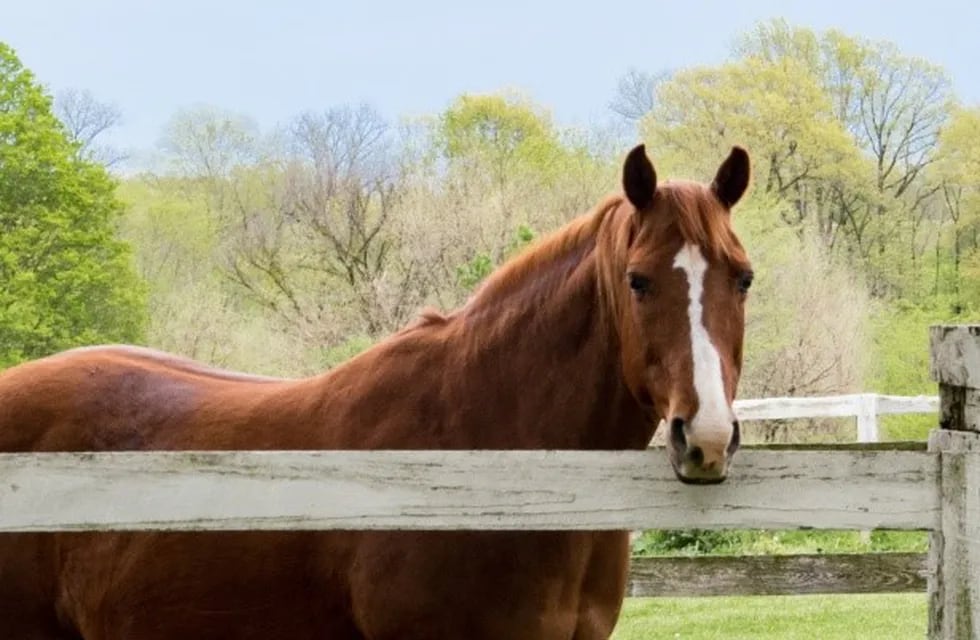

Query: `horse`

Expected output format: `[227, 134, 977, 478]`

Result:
[0, 143, 752, 639]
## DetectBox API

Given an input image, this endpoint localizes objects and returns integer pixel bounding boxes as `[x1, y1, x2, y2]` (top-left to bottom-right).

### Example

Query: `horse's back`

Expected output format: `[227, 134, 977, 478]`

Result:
[0, 345, 291, 452]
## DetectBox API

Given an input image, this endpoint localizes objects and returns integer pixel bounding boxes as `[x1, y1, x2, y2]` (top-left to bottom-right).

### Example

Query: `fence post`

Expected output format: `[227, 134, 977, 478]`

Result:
[928, 324, 980, 640]
[856, 393, 879, 443]
[856, 394, 879, 544]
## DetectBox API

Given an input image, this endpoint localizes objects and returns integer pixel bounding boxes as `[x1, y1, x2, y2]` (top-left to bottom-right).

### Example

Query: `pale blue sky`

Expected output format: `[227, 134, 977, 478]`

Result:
[5, 0, 980, 157]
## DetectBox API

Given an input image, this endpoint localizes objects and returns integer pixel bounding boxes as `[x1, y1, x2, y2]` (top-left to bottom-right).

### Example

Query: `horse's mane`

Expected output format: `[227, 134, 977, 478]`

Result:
[461, 194, 624, 318]
[431, 183, 746, 328]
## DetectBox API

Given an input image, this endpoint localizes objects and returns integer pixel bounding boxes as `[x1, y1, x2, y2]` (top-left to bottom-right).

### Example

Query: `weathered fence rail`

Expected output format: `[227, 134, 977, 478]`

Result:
[0, 446, 940, 532]
[0, 324, 976, 638]
[627, 552, 929, 597]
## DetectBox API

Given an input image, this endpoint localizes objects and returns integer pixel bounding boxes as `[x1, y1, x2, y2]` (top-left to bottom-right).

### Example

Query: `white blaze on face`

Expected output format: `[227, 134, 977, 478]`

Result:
[672, 244, 733, 448]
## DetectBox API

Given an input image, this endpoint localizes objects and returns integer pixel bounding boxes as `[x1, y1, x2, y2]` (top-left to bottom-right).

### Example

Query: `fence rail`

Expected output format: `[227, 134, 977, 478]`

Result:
[0, 446, 941, 532]
[628, 552, 929, 597]
[733, 392, 938, 442]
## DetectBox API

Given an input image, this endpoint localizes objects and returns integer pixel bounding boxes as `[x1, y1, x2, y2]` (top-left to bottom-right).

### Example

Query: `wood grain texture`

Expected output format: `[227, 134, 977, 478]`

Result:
[0, 448, 940, 532]
[929, 429, 980, 639]
[931, 325, 980, 390]
[937, 385, 980, 433]
[627, 552, 929, 597]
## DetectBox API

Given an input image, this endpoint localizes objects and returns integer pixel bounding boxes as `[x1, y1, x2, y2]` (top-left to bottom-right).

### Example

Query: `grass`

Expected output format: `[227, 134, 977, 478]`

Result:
[621, 530, 929, 638]
[614, 594, 927, 639]
[631, 529, 928, 557]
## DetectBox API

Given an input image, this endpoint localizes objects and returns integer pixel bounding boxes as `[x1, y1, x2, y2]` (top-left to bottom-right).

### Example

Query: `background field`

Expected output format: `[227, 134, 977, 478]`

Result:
[616, 594, 926, 639]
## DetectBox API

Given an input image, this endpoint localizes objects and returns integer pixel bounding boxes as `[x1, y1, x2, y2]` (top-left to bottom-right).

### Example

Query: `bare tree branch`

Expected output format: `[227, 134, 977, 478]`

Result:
[54, 88, 127, 167]
[609, 68, 669, 122]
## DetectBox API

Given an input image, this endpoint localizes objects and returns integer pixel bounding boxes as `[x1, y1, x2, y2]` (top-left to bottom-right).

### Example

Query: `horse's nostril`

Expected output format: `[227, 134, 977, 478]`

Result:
[688, 446, 704, 466]
[670, 417, 686, 449]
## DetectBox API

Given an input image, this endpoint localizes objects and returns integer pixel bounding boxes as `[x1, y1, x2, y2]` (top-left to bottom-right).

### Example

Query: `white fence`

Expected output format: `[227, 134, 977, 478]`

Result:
[734, 392, 938, 442]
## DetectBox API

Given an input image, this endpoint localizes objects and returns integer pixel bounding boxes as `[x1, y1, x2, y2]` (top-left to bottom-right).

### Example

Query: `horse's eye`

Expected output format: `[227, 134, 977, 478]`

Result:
[628, 272, 652, 295]
[737, 271, 754, 294]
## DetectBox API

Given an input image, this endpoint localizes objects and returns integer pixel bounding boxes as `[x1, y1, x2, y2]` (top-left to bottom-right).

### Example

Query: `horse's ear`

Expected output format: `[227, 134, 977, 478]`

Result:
[712, 146, 750, 208]
[623, 144, 657, 211]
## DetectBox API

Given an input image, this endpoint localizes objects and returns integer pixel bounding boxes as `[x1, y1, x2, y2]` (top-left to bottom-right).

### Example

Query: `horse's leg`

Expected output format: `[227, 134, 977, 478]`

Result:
[0, 534, 80, 640]
[56, 531, 366, 640]
[350, 531, 597, 640]
[572, 532, 631, 640]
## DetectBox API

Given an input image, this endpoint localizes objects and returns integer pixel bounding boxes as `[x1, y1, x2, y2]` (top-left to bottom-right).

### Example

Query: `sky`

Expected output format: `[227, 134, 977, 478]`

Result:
[5, 0, 980, 160]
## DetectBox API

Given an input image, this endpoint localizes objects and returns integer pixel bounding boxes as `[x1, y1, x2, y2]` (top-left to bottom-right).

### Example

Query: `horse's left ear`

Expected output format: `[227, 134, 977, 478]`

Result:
[712, 146, 750, 208]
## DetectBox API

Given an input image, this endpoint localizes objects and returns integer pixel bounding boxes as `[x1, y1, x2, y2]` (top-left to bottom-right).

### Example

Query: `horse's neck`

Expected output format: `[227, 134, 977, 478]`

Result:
[446, 249, 648, 449]
[313, 217, 651, 451]
[310, 209, 654, 449]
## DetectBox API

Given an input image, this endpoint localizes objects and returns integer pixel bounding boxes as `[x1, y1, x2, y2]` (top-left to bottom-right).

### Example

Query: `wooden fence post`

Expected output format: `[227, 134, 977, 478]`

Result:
[928, 324, 980, 639]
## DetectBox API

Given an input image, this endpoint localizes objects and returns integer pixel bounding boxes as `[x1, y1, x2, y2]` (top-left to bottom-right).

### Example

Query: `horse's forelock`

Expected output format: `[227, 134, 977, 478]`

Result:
[660, 181, 746, 264]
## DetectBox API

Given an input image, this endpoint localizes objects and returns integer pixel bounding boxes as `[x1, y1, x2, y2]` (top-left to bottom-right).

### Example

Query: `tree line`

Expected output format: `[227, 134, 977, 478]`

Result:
[2, 20, 977, 440]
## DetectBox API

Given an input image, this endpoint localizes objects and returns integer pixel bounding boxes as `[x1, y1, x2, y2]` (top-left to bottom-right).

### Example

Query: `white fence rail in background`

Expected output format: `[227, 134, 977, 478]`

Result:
[733, 393, 939, 442]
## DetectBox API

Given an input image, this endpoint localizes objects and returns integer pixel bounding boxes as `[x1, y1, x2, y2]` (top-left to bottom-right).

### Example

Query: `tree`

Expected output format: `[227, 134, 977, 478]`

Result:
[159, 105, 259, 176]
[932, 106, 980, 311]
[54, 88, 126, 167]
[0, 43, 146, 366]
[434, 92, 604, 258]
[437, 93, 569, 183]
[609, 68, 669, 122]
[221, 104, 412, 337]
[735, 20, 954, 295]
[641, 55, 866, 245]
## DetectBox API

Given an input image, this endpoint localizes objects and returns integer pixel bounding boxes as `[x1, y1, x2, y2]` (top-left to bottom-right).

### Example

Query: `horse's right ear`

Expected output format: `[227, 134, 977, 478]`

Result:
[623, 144, 657, 211]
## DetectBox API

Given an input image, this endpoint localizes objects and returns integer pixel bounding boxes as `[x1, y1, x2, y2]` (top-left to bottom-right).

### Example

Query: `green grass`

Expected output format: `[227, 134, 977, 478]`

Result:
[632, 529, 928, 557]
[614, 594, 926, 639]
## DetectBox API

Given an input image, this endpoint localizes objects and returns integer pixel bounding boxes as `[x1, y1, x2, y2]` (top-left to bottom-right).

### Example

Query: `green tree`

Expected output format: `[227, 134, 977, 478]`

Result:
[438, 93, 566, 173]
[641, 55, 867, 242]
[433, 92, 607, 265]
[933, 106, 980, 311]
[735, 20, 953, 296]
[0, 43, 146, 366]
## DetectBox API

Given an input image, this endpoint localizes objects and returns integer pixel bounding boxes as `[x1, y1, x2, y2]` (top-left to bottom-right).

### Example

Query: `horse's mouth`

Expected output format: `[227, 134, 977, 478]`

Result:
[674, 470, 727, 485]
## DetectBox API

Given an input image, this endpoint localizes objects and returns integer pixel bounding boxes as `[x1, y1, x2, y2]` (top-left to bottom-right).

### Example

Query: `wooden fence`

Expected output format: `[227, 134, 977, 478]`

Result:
[636, 390, 941, 599]
[0, 325, 977, 638]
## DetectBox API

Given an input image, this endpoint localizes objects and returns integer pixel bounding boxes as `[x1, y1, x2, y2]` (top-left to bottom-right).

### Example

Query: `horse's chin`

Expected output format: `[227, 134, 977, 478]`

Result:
[674, 470, 727, 485]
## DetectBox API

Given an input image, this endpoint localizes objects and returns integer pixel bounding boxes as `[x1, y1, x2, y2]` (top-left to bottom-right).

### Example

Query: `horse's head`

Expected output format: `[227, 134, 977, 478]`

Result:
[613, 144, 752, 484]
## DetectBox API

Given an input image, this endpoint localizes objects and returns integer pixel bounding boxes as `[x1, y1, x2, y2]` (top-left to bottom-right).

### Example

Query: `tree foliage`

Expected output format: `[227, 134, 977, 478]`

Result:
[18, 21, 970, 429]
[0, 43, 145, 367]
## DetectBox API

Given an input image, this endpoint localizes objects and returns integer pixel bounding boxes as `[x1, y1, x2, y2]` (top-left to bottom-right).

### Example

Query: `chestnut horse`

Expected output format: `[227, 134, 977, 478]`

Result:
[0, 144, 752, 639]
